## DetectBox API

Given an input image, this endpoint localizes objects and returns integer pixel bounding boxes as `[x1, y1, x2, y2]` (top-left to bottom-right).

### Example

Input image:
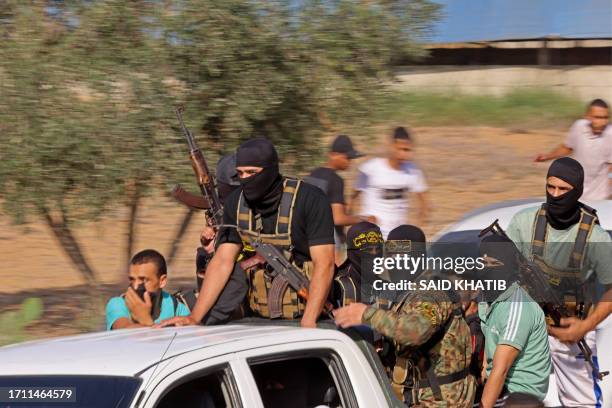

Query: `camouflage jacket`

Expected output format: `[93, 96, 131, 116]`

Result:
[362, 289, 476, 407]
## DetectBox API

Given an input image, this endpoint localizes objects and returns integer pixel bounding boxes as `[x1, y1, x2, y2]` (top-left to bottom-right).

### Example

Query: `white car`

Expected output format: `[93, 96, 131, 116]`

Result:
[0, 321, 404, 408]
[432, 198, 612, 407]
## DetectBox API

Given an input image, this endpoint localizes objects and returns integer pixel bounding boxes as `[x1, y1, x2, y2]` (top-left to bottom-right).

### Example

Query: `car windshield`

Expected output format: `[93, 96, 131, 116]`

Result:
[0, 375, 141, 408]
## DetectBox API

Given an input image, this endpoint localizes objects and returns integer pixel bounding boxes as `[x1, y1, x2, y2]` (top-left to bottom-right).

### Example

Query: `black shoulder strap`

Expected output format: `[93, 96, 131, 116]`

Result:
[417, 306, 464, 400]
[276, 178, 300, 235]
[171, 294, 179, 316]
[531, 204, 548, 257]
[569, 206, 598, 269]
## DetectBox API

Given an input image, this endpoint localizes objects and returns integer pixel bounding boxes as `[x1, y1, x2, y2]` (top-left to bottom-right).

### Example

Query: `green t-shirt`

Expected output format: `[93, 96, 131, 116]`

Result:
[478, 283, 551, 400]
[506, 206, 612, 285]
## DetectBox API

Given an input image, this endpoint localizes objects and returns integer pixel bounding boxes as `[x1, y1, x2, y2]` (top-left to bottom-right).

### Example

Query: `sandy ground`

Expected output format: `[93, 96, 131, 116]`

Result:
[0, 125, 564, 341]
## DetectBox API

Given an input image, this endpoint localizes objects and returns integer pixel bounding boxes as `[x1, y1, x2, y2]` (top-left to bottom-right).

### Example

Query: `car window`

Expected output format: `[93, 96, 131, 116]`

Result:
[155, 364, 240, 408]
[248, 350, 357, 408]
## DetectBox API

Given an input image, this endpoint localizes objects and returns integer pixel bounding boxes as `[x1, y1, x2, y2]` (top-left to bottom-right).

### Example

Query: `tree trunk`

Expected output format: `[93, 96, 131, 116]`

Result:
[40, 206, 98, 286]
[125, 181, 143, 273]
[166, 208, 196, 269]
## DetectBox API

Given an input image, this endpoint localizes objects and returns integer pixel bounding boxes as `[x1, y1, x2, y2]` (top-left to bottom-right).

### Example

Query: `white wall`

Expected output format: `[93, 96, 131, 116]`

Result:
[394, 65, 612, 102]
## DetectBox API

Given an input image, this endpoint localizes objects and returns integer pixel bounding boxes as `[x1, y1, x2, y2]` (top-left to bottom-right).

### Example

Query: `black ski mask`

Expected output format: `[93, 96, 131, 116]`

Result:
[236, 138, 283, 216]
[545, 157, 584, 230]
[346, 222, 383, 302]
[386, 225, 427, 281]
[478, 234, 519, 301]
[346, 221, 384, 275]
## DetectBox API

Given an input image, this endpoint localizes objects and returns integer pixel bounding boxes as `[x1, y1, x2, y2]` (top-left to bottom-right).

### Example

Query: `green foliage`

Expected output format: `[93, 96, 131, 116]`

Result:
[375, 89, 584, 128]
[0, 298, 44, 346]
[0, 0, 440, 279]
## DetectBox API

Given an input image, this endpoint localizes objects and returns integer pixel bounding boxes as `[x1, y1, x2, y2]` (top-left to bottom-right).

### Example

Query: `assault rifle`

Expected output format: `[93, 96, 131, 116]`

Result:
[234, 229, 334, 319]
[479, 219, 609, 380]
[172, 106, 223, 227]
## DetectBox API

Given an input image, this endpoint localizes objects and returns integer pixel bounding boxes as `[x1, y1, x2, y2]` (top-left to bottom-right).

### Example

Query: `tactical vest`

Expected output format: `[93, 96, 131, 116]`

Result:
[333, 263, 358, 308]
[236, 178, 311, 319]
[530, 204, 598, 316]
[390, 290, 469, 405]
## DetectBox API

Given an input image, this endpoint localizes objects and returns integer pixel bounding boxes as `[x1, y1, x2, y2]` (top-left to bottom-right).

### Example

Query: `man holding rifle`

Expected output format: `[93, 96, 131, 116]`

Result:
[160, 138, 335, 328]
[503, 157, 612, 407]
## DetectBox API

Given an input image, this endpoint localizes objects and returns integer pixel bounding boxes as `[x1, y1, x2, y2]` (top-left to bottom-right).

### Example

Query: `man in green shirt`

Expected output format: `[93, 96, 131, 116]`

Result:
[477, 235, 551, 407]
[505, 157, 612, 407]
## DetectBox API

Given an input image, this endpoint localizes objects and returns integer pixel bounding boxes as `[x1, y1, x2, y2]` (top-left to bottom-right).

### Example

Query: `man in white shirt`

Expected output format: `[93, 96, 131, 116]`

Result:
[535, 99, 612, 200]
[354, 127, 429, 238]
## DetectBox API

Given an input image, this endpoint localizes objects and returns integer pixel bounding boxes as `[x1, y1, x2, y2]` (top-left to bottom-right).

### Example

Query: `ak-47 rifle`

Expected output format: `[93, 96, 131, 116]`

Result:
[479, 219, 609, 380]
[172, 106, 223, 227]
[234, 228, 334, 319]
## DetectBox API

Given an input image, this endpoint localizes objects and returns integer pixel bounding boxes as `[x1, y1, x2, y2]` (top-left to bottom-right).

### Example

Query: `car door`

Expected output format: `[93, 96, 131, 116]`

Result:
[138, 353, 263, 408]
[235, 339, 389, 408]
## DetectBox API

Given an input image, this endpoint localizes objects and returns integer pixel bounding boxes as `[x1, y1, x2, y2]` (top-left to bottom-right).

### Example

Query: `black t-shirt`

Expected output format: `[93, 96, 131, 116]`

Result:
[308, 167, 345, 205]
[217, 179, 334, 263]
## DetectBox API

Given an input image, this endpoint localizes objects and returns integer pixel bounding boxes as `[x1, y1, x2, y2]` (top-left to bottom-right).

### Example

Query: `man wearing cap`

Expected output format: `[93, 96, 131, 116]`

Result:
[504, 157, 612, 407]
[334, 225, 476, 407]
[307, 134, 376, 264]
[159, 138, 335, 328]
[354, 127, 429, 239]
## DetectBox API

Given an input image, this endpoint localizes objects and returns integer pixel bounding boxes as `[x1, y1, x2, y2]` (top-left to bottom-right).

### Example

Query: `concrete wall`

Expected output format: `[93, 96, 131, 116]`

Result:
[394, 65, 612, 102]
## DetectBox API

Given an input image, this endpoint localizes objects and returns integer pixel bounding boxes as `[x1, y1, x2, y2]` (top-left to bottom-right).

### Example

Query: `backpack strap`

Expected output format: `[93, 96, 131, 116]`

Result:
[569, 206, 598, 269]
[171, 294, 179, 316]
[531, 204, 548, 258]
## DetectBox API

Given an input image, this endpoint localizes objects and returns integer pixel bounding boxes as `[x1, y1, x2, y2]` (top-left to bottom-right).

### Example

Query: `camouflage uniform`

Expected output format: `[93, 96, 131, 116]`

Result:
[362, 288, 476, 407]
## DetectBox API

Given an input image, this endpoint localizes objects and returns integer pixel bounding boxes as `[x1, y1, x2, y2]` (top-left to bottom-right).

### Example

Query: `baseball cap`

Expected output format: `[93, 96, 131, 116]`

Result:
[331, 134, 363, 159]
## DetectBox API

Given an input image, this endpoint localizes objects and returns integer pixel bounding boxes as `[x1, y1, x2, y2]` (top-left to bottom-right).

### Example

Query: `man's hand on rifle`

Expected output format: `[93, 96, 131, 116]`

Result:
[548, 317, 589, 343]
[200, 226, 216, 254]
[154, 315, 198, 328]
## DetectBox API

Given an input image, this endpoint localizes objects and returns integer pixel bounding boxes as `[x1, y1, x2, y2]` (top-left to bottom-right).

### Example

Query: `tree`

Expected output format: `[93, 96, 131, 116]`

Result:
[0, 0, 440, 282]
[161, 0, 441, 167]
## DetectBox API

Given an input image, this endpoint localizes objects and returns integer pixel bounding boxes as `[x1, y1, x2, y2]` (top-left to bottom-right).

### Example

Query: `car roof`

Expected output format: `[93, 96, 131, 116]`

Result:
[434, 199, 612, 239]
[0, 324, 349, 377]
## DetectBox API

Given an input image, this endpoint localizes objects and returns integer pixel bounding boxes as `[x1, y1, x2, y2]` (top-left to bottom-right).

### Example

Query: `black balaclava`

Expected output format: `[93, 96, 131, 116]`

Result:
[545, 157, 584, 230]
[346, 221, 384, 274]
[478, 234, 519, 301]
[346, 222, 384, 303]
[235, 138, 283, 216]
[386, 224, 427, 280]
[215, 153, 240, 204]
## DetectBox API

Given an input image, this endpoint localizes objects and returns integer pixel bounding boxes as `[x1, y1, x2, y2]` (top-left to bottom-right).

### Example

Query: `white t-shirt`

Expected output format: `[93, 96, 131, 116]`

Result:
[565, 119, 612, 200]
[356, 157, 427, 238]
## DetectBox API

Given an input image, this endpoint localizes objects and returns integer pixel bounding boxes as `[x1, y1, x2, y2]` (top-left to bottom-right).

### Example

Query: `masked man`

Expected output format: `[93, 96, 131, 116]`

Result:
[505, 157, 612, 407]
[159, 138, 335, 328]
[334, 225, 476, 407]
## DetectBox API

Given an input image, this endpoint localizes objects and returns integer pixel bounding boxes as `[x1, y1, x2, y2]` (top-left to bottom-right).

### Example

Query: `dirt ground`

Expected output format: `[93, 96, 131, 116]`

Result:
[0, 126, 564, 341]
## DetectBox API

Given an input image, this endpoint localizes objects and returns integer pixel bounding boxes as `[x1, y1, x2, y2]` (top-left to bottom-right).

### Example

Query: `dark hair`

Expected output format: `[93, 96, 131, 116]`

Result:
[392, 126, 411, 141]
[130, 249, 167, 277]
[589, 98, 608, 110]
